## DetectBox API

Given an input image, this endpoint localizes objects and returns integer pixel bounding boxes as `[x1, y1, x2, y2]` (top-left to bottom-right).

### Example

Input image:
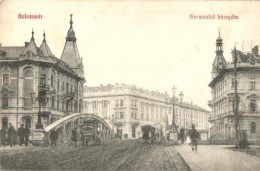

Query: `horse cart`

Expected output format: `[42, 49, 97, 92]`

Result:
[80, 120, 101, 146]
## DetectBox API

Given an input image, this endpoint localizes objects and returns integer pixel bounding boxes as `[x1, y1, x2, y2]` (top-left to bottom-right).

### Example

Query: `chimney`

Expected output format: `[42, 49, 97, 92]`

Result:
[25, 42, 29, 47]
[252, 46, 258, 56]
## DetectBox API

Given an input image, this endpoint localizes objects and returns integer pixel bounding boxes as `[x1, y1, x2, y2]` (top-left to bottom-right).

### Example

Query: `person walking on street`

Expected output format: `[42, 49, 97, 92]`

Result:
[8, 123, 16, 147]
[71, 128, 78, 147]
[17, 124, 25, 146]
[24, 125, 31, 146]
[190, 124, 200, 152]
[50, 129, 58, 147]
[0, 128, 7, 147]
[180, 127, 185, 144]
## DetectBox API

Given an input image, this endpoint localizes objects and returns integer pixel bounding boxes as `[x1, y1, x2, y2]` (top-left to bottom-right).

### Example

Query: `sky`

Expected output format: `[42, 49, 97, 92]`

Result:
[0, 0, 260, 110]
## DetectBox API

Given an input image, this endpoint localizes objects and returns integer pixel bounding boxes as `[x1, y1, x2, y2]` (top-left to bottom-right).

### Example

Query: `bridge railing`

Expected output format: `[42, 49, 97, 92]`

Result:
[43, 113, 113, 145]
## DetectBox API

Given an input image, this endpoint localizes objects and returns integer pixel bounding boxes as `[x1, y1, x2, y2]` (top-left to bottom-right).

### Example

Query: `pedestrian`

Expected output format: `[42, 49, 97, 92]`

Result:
[17, 124, 25, 146]
[71, 128, 78, 147]
[0, 128, 7, 147]
[180, 127, 185, 144]
[189, 124, 200, 152]
[50, 129, 58, 147]
[7, 123, 16, 147]
[24, 125, 31, 146]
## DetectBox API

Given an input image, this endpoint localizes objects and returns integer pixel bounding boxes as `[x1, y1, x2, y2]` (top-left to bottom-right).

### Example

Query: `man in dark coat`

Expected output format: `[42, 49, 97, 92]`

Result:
[50, 129, 58, 147]
[180, 127, 185, 144]
[71, 128, 78, 147]
[190, 124, 200, 152]
[24, 125, 31, 146]
[0, 128, 7, 147]
[7, 123, 16, 147]
[17, 124, 25, 146]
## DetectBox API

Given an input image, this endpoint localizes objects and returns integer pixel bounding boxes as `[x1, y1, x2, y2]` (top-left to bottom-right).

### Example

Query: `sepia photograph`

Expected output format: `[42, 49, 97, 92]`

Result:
[0, 0, 260, 170]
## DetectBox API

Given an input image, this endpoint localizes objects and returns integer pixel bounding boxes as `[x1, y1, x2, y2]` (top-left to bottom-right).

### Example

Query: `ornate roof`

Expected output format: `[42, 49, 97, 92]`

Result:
[21, 30, 43, 56]
[60, 14, 84, 77]
[39, 31, 52, 57]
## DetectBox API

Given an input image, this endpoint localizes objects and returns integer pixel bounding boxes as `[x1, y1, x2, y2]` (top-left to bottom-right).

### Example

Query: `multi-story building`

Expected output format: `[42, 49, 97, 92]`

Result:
[84, 84, 209, 139]
[0, 15, 85, 130]
[208, 33, 260, 144]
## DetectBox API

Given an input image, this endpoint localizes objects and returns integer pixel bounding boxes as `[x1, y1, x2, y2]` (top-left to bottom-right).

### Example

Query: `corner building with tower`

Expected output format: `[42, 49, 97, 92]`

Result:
[208, 33, 260, 144]
[0, 15, 85, 131]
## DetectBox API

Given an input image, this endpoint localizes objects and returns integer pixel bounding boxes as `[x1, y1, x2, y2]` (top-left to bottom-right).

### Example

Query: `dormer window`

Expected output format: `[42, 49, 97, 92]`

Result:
[26, 51, 32, 58]
[250, 59, 255, 65]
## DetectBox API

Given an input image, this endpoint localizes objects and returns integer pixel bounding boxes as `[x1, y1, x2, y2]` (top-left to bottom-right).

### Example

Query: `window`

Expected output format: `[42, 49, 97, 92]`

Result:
[66, 83, 69, 95]
[250, 78, 255, 90]
[102, 100, 108, 108]
[57, 79, 60, 92]
[52, 96, 55, 108]
[250, 59, 256, 65]
[251, 122, 256, 133]
[120, 112, 124, 119]
[26, 51, 32, 58]
[79, 101, 82, 113]
[40, 74, 46, 86]
[115, 100, 119, 107]
[3, 74, 9, 85]
[2, 117, 8, 129]
[24, 117, 31, 128]
[120, 100, 124, 107]
[250, 99, 256, 112]
[51, 75, 54, 87]
[57, 96, 60, 110]
[93, 101, 97, 108]
[2, 94, 8, 109]
[62, 81, 64, 91]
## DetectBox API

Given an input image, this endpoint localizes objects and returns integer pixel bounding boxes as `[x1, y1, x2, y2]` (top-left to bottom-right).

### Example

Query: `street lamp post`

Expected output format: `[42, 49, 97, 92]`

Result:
[31, 84, 51, 146]
[31, 85, 51, 129]
[165, 85, 179, 144]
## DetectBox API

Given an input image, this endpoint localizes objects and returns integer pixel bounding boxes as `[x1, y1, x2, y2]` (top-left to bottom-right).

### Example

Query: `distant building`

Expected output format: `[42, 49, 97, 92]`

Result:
[0, 15, 85, 130]
[208, 33, 260, 144]
[84, 84, 209, 139]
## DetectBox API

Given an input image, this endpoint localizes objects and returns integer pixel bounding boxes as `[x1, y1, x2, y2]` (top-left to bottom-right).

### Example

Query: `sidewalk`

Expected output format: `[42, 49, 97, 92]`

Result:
[175, 145, 260, 171]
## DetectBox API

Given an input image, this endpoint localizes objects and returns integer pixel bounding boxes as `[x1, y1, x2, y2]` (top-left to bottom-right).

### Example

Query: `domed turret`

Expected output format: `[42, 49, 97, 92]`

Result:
[66, 14, 76, 41]
[212, 30, 226, 78]
[61, 14, 84, 78]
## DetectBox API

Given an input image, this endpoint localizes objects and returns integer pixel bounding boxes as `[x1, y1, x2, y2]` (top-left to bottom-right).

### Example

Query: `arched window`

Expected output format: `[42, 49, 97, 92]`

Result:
[24, 68, 34, 108]
[2, 117, 8, 129]
[251, 122, 256, 134]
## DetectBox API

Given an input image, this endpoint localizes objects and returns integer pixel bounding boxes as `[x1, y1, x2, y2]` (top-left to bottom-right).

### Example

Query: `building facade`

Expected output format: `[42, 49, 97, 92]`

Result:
[84, 84, 209, 139]
[208, 33, 260, 144]
[0, 15, 85, 130]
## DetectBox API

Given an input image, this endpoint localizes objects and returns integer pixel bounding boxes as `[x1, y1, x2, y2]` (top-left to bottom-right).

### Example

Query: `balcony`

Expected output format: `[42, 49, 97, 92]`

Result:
[113, 118, 125, 126]
[62, 91, 75, 102]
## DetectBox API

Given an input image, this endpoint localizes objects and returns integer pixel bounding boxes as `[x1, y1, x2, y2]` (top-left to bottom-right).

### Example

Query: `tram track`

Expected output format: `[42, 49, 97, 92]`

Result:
[0, 140, 190, 170]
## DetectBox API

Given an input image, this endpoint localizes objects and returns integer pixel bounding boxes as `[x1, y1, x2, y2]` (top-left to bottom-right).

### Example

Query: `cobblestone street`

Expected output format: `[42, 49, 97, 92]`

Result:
[0, 140, 190, 170]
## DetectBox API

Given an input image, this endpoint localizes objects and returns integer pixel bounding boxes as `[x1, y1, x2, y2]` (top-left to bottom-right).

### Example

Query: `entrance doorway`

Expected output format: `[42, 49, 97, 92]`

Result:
[132, 126, 136, 138]
[117, 129, 122, 139]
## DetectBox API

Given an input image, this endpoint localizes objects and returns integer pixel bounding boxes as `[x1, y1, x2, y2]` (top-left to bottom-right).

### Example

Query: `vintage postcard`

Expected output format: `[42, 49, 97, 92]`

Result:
[0, 0, 260, 170]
